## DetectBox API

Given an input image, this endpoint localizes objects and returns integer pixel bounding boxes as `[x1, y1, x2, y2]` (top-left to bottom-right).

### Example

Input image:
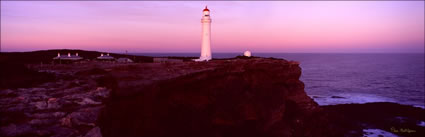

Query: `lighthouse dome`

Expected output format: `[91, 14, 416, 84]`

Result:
[203, 6, 209, 11]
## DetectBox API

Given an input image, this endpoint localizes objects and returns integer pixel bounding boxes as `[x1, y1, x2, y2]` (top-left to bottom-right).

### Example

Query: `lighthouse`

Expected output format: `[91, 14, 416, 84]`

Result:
[195, 6, 212, 61]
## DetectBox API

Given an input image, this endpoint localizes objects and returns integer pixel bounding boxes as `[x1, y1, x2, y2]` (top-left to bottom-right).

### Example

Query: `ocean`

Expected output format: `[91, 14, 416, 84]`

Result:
[133, 53, 425, 108]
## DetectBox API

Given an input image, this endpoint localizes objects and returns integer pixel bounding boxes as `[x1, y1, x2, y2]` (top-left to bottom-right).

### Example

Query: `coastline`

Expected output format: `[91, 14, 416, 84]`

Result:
[0, 49, 424, 137]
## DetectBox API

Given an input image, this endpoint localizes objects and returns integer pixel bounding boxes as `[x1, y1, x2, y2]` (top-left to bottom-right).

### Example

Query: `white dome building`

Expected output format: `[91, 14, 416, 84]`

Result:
[244, 51, 251, 57]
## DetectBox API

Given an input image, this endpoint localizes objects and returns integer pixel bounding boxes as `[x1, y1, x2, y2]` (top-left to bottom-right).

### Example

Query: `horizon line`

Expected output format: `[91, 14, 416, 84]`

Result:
[1, 49, 424, 54]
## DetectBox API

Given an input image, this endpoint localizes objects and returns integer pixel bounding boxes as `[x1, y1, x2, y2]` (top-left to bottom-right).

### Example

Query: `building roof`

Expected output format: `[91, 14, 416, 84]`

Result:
[97, 56, 115, 60]
[97, 53, 115, 60]
[53, 55, 83, 60]
[117, 58, 133, 62]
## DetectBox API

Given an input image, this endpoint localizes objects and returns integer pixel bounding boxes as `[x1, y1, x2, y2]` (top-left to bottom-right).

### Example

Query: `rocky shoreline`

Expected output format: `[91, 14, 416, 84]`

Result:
[0, 51, 424, 137]
[0, 70, 109, 137]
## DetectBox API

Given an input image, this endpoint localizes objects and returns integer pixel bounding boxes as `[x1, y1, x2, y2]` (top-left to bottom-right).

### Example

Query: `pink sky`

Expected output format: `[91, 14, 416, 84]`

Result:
[1, 1, 424, 53]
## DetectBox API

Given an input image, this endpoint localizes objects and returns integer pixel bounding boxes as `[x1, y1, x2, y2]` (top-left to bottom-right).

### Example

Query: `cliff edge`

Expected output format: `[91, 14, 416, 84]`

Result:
[2, 55, 422, 137]
[99, 58, 333, 137]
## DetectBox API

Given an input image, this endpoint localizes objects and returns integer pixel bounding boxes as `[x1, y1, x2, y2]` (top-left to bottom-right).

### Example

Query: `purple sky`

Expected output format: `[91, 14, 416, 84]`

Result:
[1, 1, 424, 53]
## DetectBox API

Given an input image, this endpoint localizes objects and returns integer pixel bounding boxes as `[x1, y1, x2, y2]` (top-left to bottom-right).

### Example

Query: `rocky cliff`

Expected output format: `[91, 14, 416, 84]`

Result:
[98, 58, 333, 137]
[1, 55, 422, 137]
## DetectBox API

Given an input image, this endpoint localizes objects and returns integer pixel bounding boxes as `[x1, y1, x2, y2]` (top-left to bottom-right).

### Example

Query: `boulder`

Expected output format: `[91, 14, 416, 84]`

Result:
[47, 98, 62, 109]
[33, 101, 47, 110]
[28, 119, 55, 126]
[77, 98, 102, 105]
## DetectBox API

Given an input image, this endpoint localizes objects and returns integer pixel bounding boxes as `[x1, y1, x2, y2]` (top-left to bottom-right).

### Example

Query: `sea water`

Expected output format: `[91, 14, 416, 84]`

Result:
[133, 53, 425, 108]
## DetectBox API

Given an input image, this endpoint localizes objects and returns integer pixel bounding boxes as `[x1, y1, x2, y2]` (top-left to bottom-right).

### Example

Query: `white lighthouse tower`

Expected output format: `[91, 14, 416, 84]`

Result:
[195, 6, 212, 61]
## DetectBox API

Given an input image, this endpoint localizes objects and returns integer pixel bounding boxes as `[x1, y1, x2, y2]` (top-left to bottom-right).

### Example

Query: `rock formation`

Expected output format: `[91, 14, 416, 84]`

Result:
[0, 65, 111, 137]
[99, 58, 333, 137]
[1, 53, 423, 137]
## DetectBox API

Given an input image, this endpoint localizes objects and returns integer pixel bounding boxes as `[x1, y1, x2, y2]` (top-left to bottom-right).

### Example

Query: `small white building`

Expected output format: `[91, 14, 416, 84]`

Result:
[53, 52, 83, 61]
[97, 53, 115, 60]
[117, 58, 133, 63]
[244, 51, 252, 57]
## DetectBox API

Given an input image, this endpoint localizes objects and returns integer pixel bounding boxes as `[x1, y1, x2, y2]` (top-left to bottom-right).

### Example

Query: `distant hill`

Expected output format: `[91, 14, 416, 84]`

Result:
[0, 49, 154, 64]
